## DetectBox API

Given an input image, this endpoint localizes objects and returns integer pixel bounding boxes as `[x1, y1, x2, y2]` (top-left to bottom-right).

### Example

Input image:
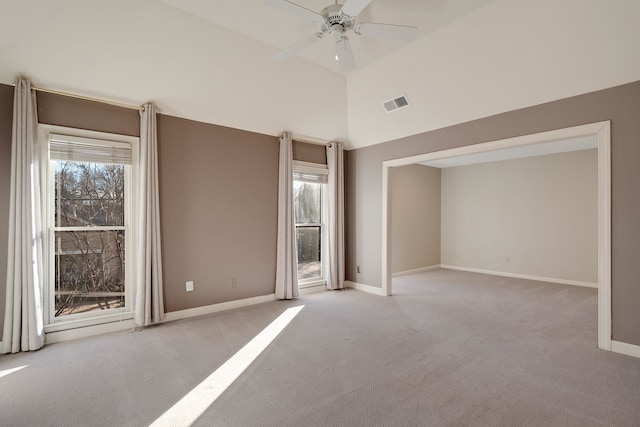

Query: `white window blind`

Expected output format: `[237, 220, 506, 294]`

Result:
[293, 170, 328, 184]
[49, 134, 132, 165]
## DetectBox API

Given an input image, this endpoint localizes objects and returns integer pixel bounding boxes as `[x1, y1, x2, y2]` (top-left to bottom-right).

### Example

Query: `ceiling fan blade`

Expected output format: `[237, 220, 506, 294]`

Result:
[274, 32, 324, 60]
[339, 0, 372, 18]
[335, 37, 356, 72]
[264, 0, 325, 24]
[354, 22, 418, 41]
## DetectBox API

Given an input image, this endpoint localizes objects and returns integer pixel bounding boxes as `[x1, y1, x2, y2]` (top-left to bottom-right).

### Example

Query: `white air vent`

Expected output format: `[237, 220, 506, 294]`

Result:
[382, 95, 410, 113]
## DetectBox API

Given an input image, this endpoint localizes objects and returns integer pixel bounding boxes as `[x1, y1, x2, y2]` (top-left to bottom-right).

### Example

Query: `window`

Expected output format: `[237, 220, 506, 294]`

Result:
[293, 163, 328, 287]
[43, 128, 138, 327]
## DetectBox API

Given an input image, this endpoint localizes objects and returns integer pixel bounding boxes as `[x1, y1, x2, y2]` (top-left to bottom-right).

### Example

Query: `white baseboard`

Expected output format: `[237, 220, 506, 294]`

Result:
[163, 293, 278, 323]
[163, 287, 324, 323]
[41, 291, 308, 346]
[611, 340, 640, 359]
[45, 319, 135, 345]
[345, 280, 387, 296]
[392, 264, 441, 278]
[440, 265, 598, 288]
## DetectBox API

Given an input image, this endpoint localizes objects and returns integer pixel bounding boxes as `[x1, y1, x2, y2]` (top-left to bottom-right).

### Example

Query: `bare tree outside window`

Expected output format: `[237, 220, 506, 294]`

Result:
[54, 161, 126, 316]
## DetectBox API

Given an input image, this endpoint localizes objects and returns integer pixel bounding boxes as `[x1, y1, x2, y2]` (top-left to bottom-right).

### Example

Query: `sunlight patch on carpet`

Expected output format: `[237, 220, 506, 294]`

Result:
[151, 305, 305, 427]
[0, 365, 28, 379]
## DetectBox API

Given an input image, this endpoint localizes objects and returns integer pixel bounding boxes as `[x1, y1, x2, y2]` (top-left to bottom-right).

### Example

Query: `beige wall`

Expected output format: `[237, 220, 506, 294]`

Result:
[0, 84, 328, 335]
[293, 140, 326, 165]
[157, 115, 278, 312]
[345, 80, 640, 346]
[2, 80, 640, 347]
[441, 150, 597, 283]
[37, 91, 140, 136]
[390, 165, 441, 274]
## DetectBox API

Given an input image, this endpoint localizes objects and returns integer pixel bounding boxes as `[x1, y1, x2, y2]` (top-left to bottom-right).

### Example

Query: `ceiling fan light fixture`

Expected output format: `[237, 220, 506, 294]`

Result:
[265, 0, 417, 72]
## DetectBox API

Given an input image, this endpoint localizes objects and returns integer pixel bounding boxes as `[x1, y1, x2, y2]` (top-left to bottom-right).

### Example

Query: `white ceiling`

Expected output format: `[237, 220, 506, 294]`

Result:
[0, 0, 349, 143]
[1, 0, 639, 150]
[419, 135, 598, 168]
[346, 0, 640, 148]
[161, 0, 494, 74]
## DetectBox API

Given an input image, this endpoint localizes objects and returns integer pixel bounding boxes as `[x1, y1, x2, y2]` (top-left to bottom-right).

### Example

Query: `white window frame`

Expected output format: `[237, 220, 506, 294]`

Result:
[293, 161, 328, 289]
[39, 124, 139, 332]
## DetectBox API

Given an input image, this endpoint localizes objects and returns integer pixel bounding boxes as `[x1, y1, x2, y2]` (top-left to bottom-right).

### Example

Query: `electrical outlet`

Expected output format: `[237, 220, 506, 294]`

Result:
[231, 278, 237, 288]
[186, 281, 194, 292]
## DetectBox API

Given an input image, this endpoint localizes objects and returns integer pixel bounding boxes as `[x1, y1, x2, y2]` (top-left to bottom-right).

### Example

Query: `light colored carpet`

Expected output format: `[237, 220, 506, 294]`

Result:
[1, 269, 639, 426]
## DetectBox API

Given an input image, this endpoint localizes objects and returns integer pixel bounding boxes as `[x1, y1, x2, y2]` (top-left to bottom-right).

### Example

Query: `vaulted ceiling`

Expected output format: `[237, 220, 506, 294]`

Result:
[1, 0, 639, 149]
[161, 0, 493, 73]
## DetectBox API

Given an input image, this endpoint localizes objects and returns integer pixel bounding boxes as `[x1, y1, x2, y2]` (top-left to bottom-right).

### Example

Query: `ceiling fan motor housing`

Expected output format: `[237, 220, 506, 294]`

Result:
[321, 4, 355, 32]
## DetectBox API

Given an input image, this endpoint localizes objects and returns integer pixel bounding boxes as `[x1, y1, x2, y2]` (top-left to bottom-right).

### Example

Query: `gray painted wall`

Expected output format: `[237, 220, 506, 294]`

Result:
[156, 114, 279, 311]
[390, 165, 441, 274]
[2, 81, 640, 347]
[0, 84, 324, 334]
[345, 80, 640, 346]
[441, 150, 597, 283]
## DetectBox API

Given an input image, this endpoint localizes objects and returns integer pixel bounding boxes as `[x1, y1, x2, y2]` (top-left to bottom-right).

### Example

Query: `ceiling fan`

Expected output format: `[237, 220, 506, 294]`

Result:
[265, 0, 418, 72]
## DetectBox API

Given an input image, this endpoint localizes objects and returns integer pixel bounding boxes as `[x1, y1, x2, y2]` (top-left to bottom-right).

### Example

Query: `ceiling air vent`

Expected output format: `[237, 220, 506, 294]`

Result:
[382, 95, 410, 113]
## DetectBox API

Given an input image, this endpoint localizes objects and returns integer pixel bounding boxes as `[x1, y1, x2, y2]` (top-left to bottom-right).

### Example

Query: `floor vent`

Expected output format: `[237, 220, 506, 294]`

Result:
[382, 95, 410, 113]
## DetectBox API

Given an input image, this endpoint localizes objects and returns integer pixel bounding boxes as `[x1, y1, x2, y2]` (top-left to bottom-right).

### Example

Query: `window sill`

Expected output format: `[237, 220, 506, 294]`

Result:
[299, 280, 326, 289]
[44, 311, 134, 333]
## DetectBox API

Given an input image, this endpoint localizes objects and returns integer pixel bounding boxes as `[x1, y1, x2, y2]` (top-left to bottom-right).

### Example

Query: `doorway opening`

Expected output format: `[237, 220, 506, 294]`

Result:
[381, 121, 611, 350]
